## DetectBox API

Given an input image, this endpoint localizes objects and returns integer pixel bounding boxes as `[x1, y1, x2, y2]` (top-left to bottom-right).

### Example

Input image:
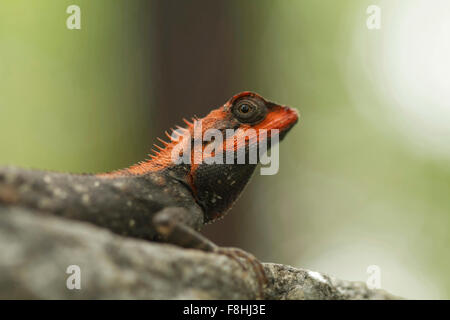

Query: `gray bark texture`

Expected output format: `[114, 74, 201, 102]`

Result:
[0, 205, 399, 300]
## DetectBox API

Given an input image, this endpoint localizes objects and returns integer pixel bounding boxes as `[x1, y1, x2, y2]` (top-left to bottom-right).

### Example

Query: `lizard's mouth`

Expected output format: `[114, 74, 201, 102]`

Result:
[276, 106, 299, 140]
[278, 106, 299, 134]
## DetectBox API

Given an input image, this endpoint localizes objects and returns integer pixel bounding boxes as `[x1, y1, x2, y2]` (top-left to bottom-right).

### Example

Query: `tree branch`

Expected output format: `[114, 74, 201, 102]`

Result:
[0, 206, 399, 299]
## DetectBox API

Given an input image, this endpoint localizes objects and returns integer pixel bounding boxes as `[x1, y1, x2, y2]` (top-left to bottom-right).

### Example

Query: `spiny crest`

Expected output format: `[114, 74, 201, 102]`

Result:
[124, 120, 196, 175]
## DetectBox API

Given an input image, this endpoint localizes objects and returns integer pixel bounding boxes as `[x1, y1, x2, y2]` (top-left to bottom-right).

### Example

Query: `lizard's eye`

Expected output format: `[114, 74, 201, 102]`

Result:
[239, 104, 251, 114]
[232, 98, 267, 124]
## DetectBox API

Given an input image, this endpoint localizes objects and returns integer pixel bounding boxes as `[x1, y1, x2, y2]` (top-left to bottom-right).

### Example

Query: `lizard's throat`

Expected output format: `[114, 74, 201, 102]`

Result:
[189, 135, 282, 222]
[191, 162, 258, 223]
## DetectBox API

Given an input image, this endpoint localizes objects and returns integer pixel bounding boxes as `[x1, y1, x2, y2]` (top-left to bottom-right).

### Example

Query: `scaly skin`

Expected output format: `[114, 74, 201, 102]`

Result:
[0, 91, 298, 297]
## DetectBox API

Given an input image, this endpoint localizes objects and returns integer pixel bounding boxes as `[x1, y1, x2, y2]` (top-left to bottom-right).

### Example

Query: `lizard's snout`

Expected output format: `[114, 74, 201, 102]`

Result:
[279, 105, 300, 131]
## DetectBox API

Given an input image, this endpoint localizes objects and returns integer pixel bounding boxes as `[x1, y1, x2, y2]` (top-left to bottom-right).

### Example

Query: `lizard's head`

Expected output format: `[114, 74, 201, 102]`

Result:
[200, 91, 298, 142]
[189, 91, 299, 222]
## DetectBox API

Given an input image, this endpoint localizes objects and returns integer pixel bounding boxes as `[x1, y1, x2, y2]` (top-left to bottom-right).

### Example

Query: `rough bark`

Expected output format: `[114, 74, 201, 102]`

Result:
[0, 206, 399, 300]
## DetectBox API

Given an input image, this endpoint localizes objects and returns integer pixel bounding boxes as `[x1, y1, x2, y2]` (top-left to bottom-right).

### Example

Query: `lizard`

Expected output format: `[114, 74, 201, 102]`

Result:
[0, 91, 298, 297]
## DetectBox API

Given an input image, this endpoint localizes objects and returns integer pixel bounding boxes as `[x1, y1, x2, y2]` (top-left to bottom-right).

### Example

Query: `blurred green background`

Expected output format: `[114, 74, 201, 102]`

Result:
[1, 0, 449, 299]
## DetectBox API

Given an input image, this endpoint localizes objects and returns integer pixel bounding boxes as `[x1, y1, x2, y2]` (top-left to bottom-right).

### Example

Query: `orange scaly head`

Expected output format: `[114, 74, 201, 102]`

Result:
[101, 92, 299, 221]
